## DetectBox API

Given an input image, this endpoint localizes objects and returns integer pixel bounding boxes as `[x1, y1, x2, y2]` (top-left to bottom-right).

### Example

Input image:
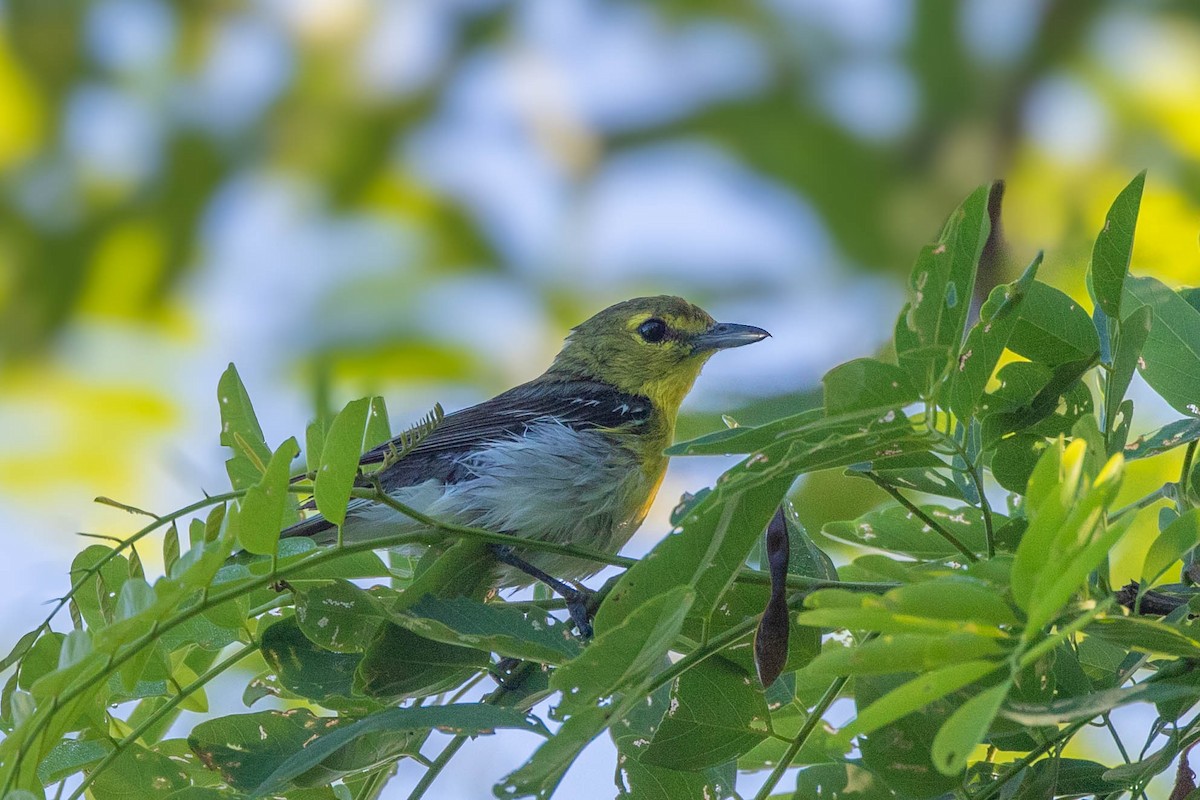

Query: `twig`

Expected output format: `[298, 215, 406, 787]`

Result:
[66, 641, 259, 800]
[1111, 485, 1173, 522]
[752, 676, 849, 800]
[864, 472, 979, 562]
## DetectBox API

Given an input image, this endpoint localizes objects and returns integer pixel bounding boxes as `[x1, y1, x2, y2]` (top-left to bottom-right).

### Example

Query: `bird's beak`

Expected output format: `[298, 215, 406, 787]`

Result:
[691, 321, 771, 352]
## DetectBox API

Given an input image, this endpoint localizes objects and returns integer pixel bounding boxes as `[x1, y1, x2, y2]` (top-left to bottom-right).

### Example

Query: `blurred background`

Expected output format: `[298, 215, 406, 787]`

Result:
[2, 0, 1199, 796]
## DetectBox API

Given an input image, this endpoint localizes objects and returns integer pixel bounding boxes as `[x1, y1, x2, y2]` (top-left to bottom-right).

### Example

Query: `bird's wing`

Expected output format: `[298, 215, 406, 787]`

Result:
[361, 380, 652, 488]
[284, 381, 650, 541]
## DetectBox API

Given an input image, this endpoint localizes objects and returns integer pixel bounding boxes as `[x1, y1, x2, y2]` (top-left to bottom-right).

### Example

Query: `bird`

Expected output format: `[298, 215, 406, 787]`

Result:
[282, 295, 769, 633]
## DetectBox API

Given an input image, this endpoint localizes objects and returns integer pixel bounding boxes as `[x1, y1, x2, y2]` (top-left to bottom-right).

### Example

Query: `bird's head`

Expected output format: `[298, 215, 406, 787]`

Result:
[545, 296, 769, 414]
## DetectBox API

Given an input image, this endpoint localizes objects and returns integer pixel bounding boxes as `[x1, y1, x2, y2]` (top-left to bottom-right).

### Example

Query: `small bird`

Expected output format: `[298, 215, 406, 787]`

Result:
[283, 296, 768, 630]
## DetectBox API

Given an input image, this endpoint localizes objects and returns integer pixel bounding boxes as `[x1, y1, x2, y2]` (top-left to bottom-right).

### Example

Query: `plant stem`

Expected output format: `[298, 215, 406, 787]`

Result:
[408, 662, 536, 800]
[968, 718, 1090, 800]
[364, 486, 895, 594]
[1111, 484, 1172, 522]
[66, 641, 259, 800]
[408, 735, 468, 800]
[14, 490, 242, 670]
[934, 427, 995, 557]
[1180, 441, 1197, 512]
[864, 472, 979, 562]
[752, 675, 849, 800]
[1017, 597, 1114, 666]
[356, 763, 398, 800]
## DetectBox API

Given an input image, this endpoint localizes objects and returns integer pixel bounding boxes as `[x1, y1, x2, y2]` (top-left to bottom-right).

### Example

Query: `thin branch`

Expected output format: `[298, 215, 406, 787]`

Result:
[408, 735, 468, 800]
[6, 490, 242, 678]
[93, 496, 161, 520]
[753, 676, 849, 800]
[1111, 484, 1172, 523]
[933, 427, 995, 557]
[1181, 441, 1197, 512]
[66, 641, 259, 800]
[863, 472, 979, 562]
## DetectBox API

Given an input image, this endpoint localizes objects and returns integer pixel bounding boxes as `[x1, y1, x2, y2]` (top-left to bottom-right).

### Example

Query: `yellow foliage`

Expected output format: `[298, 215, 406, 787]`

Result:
[0, 35, 42, 169]
[80, 221, 167, 319]
[1125, 184, 1200, 286]
[0, 365, 177, 498]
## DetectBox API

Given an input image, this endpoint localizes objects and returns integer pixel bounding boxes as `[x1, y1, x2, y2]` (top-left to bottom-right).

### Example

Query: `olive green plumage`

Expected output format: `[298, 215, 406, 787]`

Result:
[283, 295, 769, 588]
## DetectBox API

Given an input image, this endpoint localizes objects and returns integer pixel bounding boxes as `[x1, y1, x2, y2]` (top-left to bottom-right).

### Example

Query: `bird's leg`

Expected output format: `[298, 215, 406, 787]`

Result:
[490, 545, 594, 638]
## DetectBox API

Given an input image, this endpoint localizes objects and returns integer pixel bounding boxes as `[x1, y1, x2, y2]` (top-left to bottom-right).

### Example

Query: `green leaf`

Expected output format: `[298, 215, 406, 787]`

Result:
[1007, 281, 1100, 365]
[314, 397, 371, 528]
[1089, 171, 1145, 319]
[1123, 418, 1200, 461]
[822, 358, 918, 416]
[781, 500, 838, 582]
[836, 660, 1001, 747]
[989, 433, 1047, 495]
[554, 586, 694, 716]
[89, 743, 190, 799]
[0, 629, 42, 674]
[1024, 473, 1128, 633]
[235, 437, 299, 555]
[58, 629, 92, 669]
[36, 737, 112, 784]
[1001, 679, 1200, 726]
[259, 617, 372, 711]
[70, 544, 131, 629]
[803, 632, 1007, 676]
[188, 708, 402, 793]
[949, 252, 1040, 421]
[789, 763, 896, 799]
[855, 672, 970, 799]
[595, 447, 792, 634]
[664, 412, 807, 455]
[1007, 758, 1123, 799]
[931, 680, 1010, 775]
[798, 592, 1003, 638]
[305, 418, 327, 477]
[852, 452, 964, 500]
[1142, 507, 1200, 586]
[1124, 276, 1200, 416]
[667, 405, 911, 459]
[18, 632, 65, 691]
[822, 504, 993, 560]
[1011, 439, 1082, 614]
[251, 705, 547, 796]
[497, 705, 610, 799]
[114, 577, 154, 621]
[294, 580, 387, 653]
[391, 595, 583, 666]
[886, 578, 1018, 626]
[641, 657, 770, 770]
[218, 363, 272, 491]
[896, 185, 991, 389]
[354, 620, 488, 701]
[1106, 304, 1152, 434]
[162, 524, 180, 576]
[613, 682, 735, 800]
[1084, 615, 1200, 658]
[363, 395, 391, 451]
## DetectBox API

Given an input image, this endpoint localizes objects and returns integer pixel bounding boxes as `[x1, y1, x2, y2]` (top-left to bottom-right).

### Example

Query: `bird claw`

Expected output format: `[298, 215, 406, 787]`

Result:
[564, 590, 594, 639]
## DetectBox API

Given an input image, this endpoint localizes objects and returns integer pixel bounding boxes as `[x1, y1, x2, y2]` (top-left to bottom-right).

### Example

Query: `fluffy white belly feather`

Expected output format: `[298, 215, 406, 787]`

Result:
[334, 421, 650, 586]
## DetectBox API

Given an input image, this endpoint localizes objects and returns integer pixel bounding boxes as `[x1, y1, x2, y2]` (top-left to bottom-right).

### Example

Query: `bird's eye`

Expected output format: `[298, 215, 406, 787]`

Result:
[637, 318, 668, 343]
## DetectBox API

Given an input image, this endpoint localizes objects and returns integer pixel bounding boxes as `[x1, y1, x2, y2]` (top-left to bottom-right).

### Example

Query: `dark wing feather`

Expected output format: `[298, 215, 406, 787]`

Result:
[362, 380, 651, 489]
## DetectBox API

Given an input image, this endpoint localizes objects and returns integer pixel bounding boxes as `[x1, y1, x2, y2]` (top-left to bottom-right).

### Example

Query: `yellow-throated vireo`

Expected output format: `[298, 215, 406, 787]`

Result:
[284, 296, 768, 634]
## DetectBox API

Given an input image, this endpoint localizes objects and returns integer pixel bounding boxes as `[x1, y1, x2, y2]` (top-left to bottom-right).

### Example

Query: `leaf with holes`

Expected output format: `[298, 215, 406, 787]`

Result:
[641, 657, 770, 771]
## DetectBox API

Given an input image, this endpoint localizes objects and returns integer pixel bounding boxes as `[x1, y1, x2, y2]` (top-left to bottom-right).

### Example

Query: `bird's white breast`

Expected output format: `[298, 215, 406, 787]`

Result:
[342, 420, 650, 585]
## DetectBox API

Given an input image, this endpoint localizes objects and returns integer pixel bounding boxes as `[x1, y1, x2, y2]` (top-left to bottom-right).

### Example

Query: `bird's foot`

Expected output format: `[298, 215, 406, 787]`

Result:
[490, 543, 598, 638]
[563, 589, 594, 639]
